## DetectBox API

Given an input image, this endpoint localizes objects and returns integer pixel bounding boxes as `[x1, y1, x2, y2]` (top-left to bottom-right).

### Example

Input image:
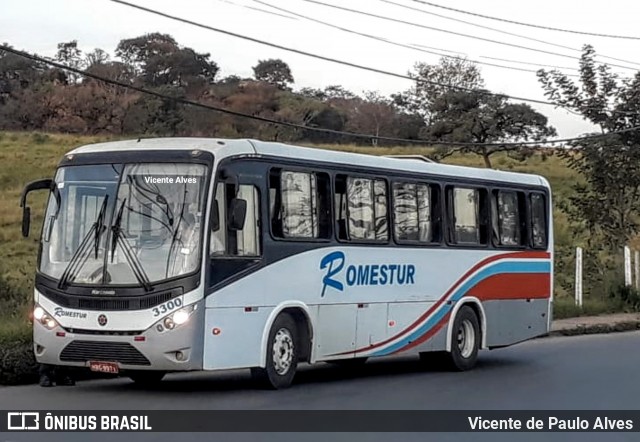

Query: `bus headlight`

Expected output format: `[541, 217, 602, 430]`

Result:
[33, 305, 59, 330]
[33, 306, 45, 321]
[173, 309, 190, 325]
[159, 304, 197, 331]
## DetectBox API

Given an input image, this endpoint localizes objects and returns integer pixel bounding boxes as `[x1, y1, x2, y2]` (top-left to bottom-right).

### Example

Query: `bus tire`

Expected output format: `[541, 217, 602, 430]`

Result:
[443, 305, 481, 371]
[251, 313, 299, 389]
[128, 371, 166, 385]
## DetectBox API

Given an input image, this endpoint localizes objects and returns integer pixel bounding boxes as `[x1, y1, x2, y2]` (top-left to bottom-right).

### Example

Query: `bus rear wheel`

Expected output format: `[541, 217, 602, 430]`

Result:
[421, 306, 480, 371]
[251, 313, 299, 389]
[128, 371, 166, 386]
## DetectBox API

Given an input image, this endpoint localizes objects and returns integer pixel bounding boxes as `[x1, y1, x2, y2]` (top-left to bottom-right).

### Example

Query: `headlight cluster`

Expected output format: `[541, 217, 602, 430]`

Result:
[33, 306, 59, 330]
[156, 304, 197, 332]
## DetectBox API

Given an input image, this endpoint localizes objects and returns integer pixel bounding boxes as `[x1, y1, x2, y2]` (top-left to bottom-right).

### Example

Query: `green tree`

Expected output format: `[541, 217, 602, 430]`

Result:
[252, 58, 294, 90]
[538, 45, 640, 248]
[116, 33, 218, 89]
[55, 40, 83, 83]
[428, 90, 556, 168]
[393, 57, 484, 125]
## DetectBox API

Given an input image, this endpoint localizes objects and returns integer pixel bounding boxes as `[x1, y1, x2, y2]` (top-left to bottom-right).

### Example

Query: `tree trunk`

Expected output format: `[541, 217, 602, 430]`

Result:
[482, 153, 492, 169]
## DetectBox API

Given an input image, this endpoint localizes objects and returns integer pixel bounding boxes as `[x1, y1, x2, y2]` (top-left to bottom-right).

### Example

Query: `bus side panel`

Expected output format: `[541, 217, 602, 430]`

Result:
[315, 304, 358, 360]
[483, 299, 550, 348]
[203, 306, 273, 370]
[386, 301, 436, 351]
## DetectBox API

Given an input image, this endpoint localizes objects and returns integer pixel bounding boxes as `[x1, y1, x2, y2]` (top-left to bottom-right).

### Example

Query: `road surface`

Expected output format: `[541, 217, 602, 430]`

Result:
[1, 331, 640, 441]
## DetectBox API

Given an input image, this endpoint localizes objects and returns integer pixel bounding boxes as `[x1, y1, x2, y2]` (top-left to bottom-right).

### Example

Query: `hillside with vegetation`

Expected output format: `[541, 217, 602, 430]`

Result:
[4, 31, 640, 384]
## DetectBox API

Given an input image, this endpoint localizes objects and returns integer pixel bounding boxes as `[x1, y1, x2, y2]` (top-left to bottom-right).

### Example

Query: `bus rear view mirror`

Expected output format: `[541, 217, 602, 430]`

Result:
[21, 206, 31, 238]
[20, 178, 54, 238]
[211, 200, 220, 231]
[228, 198, 247, 230]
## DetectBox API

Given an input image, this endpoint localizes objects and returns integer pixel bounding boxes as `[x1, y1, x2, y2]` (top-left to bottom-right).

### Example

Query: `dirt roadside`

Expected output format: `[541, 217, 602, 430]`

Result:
[549, 313, 640, 336]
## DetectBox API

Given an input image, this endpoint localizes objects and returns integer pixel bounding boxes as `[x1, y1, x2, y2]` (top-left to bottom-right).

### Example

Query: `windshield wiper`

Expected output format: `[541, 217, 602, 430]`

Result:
[58, 196, 108, 290]
[110, 198, 153, 292]
[94, 195, 108, 259]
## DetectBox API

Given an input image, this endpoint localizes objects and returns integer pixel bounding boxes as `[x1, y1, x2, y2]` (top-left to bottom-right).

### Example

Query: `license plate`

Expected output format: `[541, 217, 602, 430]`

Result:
[89, 361, 119, 374]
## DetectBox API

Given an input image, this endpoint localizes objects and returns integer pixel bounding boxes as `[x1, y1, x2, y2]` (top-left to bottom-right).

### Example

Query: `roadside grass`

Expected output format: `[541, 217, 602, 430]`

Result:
[0, 316, 37, 385]
[553, 296, 627, 319]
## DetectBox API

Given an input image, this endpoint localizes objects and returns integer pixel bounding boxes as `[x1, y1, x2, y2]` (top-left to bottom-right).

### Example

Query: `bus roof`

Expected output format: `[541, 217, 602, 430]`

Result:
[67, 137, 549, 188]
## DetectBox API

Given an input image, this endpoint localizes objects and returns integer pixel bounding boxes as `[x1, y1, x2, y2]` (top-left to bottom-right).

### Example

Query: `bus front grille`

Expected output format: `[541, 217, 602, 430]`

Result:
[40, 288, 178, 311]
[63, 328, 143, 336]
[60, 341, 151, 366]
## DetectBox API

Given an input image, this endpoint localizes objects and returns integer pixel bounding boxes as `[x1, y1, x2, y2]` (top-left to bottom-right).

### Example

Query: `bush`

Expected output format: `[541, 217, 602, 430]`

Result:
[609, 284, 640, 312]
[0, 321, 38, 385]
[30, 132, 50, 144]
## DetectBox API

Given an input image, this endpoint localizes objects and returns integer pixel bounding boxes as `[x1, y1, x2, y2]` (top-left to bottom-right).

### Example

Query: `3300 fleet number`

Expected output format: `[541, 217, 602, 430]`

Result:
[152, 298, 183, 317]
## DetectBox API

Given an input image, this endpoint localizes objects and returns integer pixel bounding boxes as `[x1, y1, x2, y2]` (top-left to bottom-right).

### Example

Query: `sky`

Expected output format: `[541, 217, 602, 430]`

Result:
[3, 0, 640, 138]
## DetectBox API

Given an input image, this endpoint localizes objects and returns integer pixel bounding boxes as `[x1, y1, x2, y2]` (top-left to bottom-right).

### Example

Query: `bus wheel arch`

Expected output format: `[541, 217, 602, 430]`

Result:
[259, 303, 314, 368]
[280, 307, 313, 363]
[445, 297, 486, 353]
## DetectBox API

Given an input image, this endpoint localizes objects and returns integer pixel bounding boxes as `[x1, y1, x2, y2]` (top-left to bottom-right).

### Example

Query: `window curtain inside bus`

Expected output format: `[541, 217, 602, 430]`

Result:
[280, 171, 318, 238]
[346, 177, 388, 241]
[393, 182, 432, 242]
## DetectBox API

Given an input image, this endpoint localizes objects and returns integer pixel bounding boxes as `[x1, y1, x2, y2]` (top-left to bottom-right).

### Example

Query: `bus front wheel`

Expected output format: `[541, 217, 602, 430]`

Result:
[251, 313, 299, 389]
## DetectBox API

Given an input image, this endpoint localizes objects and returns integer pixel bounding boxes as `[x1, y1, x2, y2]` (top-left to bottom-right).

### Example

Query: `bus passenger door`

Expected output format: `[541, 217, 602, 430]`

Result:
[315, 304, 357, 360]
[208, 180, 263, 291]
[355, 303, 388, 352]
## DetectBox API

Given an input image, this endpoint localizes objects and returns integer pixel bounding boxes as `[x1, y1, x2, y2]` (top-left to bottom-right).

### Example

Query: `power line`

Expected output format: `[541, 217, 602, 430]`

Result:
[215, 0, 298, 20]
[479, 56, 579, 72]
[109, 0, 640, 117]
[255, 0, 584, 76]
[408, 0, 640, 41]
[296, 0, 639, 72]
[108, 0, 561, 107]
[253, 0, 465, 57]
[2, 44, 639, 148]
[380, 0, 640, 68]
[253, 0, 580, 77]
[406, 43, 467, 57]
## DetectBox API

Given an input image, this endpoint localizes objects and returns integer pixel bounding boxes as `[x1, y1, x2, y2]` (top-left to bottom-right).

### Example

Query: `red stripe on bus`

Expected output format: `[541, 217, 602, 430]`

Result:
[468, 273, 551, 300]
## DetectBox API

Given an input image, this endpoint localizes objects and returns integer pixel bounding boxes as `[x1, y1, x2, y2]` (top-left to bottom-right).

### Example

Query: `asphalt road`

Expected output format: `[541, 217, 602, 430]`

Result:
[2, 331, 640, 441]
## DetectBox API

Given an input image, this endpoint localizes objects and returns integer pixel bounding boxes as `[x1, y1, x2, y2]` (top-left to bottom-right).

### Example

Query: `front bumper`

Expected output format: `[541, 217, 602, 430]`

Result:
[34, 301, 205, 372]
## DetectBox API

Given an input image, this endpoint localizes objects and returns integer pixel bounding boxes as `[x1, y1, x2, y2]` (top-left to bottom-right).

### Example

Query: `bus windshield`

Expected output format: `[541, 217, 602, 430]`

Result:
[39, 163, 208, 287]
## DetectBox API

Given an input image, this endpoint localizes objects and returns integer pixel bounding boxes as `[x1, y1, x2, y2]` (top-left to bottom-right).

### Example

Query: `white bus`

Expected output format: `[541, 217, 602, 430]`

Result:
[21, 138, 553, 389]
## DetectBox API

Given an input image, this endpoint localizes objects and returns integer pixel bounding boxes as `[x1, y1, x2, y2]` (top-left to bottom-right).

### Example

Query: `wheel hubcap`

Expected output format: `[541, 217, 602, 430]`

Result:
[457, 319, 475, 359]
[272, 328, 294, 375]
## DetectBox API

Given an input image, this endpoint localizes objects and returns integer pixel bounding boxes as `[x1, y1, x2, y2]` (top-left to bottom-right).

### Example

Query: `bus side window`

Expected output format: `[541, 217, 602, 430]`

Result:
[449, 187, 488, 245]
[210, 184, 227, 255]
[393, 182, 434, 243]
[270, 169, 330, 240]
[492, 190, 526, 247]
[210, 183, 261, 256]
[530, 193, 547, 249]
[335, 175, 388, 242]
